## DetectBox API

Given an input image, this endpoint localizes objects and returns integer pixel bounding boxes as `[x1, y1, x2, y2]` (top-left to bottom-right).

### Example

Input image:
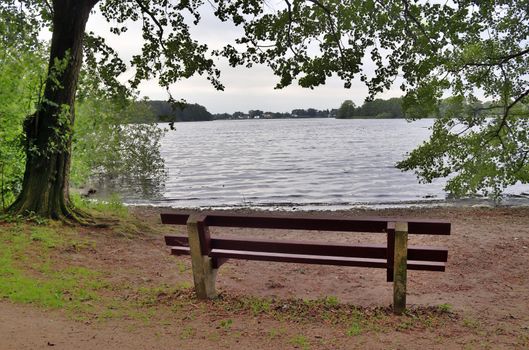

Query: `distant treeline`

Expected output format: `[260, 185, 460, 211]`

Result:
[147, 101, 213, 122]
[143, 100, 337, 122]
[136, 97, 497, 123]
[336, 98, 404, 119]
[214, 108, 336, 120]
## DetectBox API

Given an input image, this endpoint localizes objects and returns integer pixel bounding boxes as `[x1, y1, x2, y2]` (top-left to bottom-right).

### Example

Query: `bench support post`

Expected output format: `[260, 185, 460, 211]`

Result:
[187, 215, 217, 299]
[386, 222, 395, 282]
[393, 221, 408, 315]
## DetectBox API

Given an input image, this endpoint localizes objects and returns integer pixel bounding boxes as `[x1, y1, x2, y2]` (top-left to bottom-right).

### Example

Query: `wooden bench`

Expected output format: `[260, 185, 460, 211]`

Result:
[162, 212, 451, 314]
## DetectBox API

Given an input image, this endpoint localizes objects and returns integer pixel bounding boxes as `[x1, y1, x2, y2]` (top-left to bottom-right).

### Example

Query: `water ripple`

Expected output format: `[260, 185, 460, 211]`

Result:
[111, 118, 529, 209]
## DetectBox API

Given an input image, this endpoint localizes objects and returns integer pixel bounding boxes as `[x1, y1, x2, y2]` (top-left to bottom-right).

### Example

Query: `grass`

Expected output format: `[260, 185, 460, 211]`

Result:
[290, 334, 311, 350]
[347, 321, 363, 336]
[437, 303, 453, 314]
[0, 223, 103, 309]
[0, 219, 165, 320]
[268, 327, 286, 339]
[212, 293, 455, 338]
[71, 193, 129, 218]
[218, 318, 233, 330]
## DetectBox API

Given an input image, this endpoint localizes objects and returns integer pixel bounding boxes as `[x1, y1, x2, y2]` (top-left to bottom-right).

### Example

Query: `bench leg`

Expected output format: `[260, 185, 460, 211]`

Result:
[191, 255, 217, 299]
[187, 218, 217, 299]
[393, 222, 408, 315]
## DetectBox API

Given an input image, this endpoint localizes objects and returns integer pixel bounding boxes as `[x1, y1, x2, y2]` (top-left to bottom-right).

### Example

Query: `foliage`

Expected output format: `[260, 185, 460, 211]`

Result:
[0, 9, 46, 210]
[291, 108, 330, 118]
[393, 2, 529, 198]
[0, 37, 166, 209]
[72, 98, 167, 197]
[337, 100, 356, 119]
[337, 98, 404, 119]
[213, 108, 332, 120]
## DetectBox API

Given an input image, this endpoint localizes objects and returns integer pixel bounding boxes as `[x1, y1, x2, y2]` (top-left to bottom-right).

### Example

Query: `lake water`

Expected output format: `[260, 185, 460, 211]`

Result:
[116, 118, 529, 209]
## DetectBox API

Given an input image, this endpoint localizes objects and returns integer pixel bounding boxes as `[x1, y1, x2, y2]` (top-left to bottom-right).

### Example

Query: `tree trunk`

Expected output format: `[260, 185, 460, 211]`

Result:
[9, 0, 98, 220]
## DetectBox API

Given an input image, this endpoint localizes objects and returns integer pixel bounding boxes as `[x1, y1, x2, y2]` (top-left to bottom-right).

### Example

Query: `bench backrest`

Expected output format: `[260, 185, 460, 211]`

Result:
[160, 212, 451, 235]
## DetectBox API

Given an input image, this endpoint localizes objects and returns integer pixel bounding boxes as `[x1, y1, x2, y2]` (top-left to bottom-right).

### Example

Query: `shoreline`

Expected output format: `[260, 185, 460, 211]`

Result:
[114, 191, 529, 212]
[125, 200, 529, 217]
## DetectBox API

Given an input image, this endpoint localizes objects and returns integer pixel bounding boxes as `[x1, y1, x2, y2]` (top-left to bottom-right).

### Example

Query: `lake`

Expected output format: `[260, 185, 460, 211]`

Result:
[113, 118, 529, 209]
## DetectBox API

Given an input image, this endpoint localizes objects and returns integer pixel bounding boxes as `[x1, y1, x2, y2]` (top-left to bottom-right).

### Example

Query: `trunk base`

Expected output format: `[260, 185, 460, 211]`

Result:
[8, 196, 111, 227]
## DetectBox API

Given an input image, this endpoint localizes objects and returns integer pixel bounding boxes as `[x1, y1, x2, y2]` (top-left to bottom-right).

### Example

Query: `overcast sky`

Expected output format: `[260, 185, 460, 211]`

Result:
[82, 5, 403, 114]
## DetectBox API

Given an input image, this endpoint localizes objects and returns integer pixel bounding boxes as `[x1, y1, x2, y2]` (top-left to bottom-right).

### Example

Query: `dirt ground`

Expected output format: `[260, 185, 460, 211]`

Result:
[1, 206, 529, 349]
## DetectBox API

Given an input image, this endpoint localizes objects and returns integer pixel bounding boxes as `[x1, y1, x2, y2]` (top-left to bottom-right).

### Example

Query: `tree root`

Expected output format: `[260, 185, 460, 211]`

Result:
[8, 199, 119, 228]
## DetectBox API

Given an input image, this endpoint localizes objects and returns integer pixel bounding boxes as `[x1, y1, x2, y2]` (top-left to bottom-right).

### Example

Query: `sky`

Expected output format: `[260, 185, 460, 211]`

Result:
[80, 4, 404, 114]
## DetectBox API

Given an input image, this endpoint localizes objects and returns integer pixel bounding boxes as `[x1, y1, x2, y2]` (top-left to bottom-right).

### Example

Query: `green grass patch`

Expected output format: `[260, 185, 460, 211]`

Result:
[346, 321, 363, 336]
[0, 223, 103, 310]
[290, 334, 311, 350]
[71, 193, 129, 218]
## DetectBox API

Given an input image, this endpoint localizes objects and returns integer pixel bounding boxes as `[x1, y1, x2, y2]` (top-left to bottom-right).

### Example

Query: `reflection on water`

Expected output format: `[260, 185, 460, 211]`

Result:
[94, 118, 529, 209]
[91, 176, 166, 201]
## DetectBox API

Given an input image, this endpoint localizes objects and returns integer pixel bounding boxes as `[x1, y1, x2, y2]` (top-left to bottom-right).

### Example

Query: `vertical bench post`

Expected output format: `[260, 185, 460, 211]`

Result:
[386, 222, 395, 282]
[186, 214, 217, 299]
[393, 221, 408, 315]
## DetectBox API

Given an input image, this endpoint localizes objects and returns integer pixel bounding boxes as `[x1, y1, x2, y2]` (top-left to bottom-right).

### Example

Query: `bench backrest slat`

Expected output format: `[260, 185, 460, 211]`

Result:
[161, 212, 451, 235]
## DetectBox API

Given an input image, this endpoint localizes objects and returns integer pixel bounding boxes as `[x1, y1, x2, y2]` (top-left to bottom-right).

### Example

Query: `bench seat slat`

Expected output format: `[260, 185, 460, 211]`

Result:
[169, 246, 446, 272]
[170, 246, 191, 256]
[165, 235, 448, 262]
[209, 249, 446, 271]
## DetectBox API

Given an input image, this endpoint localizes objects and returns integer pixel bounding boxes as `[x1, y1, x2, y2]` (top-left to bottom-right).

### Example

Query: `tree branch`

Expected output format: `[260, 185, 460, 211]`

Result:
[283, 0, 300, 57]
[465, 47, 529, 67]
[401, 0, 437, 50]
[133, 0, 168, 52]
[43, 0, 53, 15]
[305, 0, 353, 74]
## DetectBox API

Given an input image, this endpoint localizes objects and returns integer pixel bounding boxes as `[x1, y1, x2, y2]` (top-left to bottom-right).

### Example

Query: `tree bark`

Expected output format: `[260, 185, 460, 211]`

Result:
[9, 0, 98, 220]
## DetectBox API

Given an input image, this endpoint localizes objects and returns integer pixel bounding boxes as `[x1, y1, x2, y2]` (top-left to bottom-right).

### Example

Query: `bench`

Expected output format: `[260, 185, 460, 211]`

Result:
[162, 212, 451, 314]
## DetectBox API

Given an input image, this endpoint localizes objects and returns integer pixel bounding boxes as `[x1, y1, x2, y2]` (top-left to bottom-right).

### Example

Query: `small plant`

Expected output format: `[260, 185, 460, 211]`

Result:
[176, 281, 192, 290]
[437, 303, 453, 313]
[0, 211, 49, 225]
[290, 335, 310, 350]
[179, 325, 196, 340]
[397, 319, 415, 331]
[244, 297, 271, 315]
[219, 319, 233, 330]
[175, 260, 188, 273]
[463, 317, 481, 330]
[346, 321, 362, 336]
[324, 295, 339, 307]
[268, 327, 286, 339]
